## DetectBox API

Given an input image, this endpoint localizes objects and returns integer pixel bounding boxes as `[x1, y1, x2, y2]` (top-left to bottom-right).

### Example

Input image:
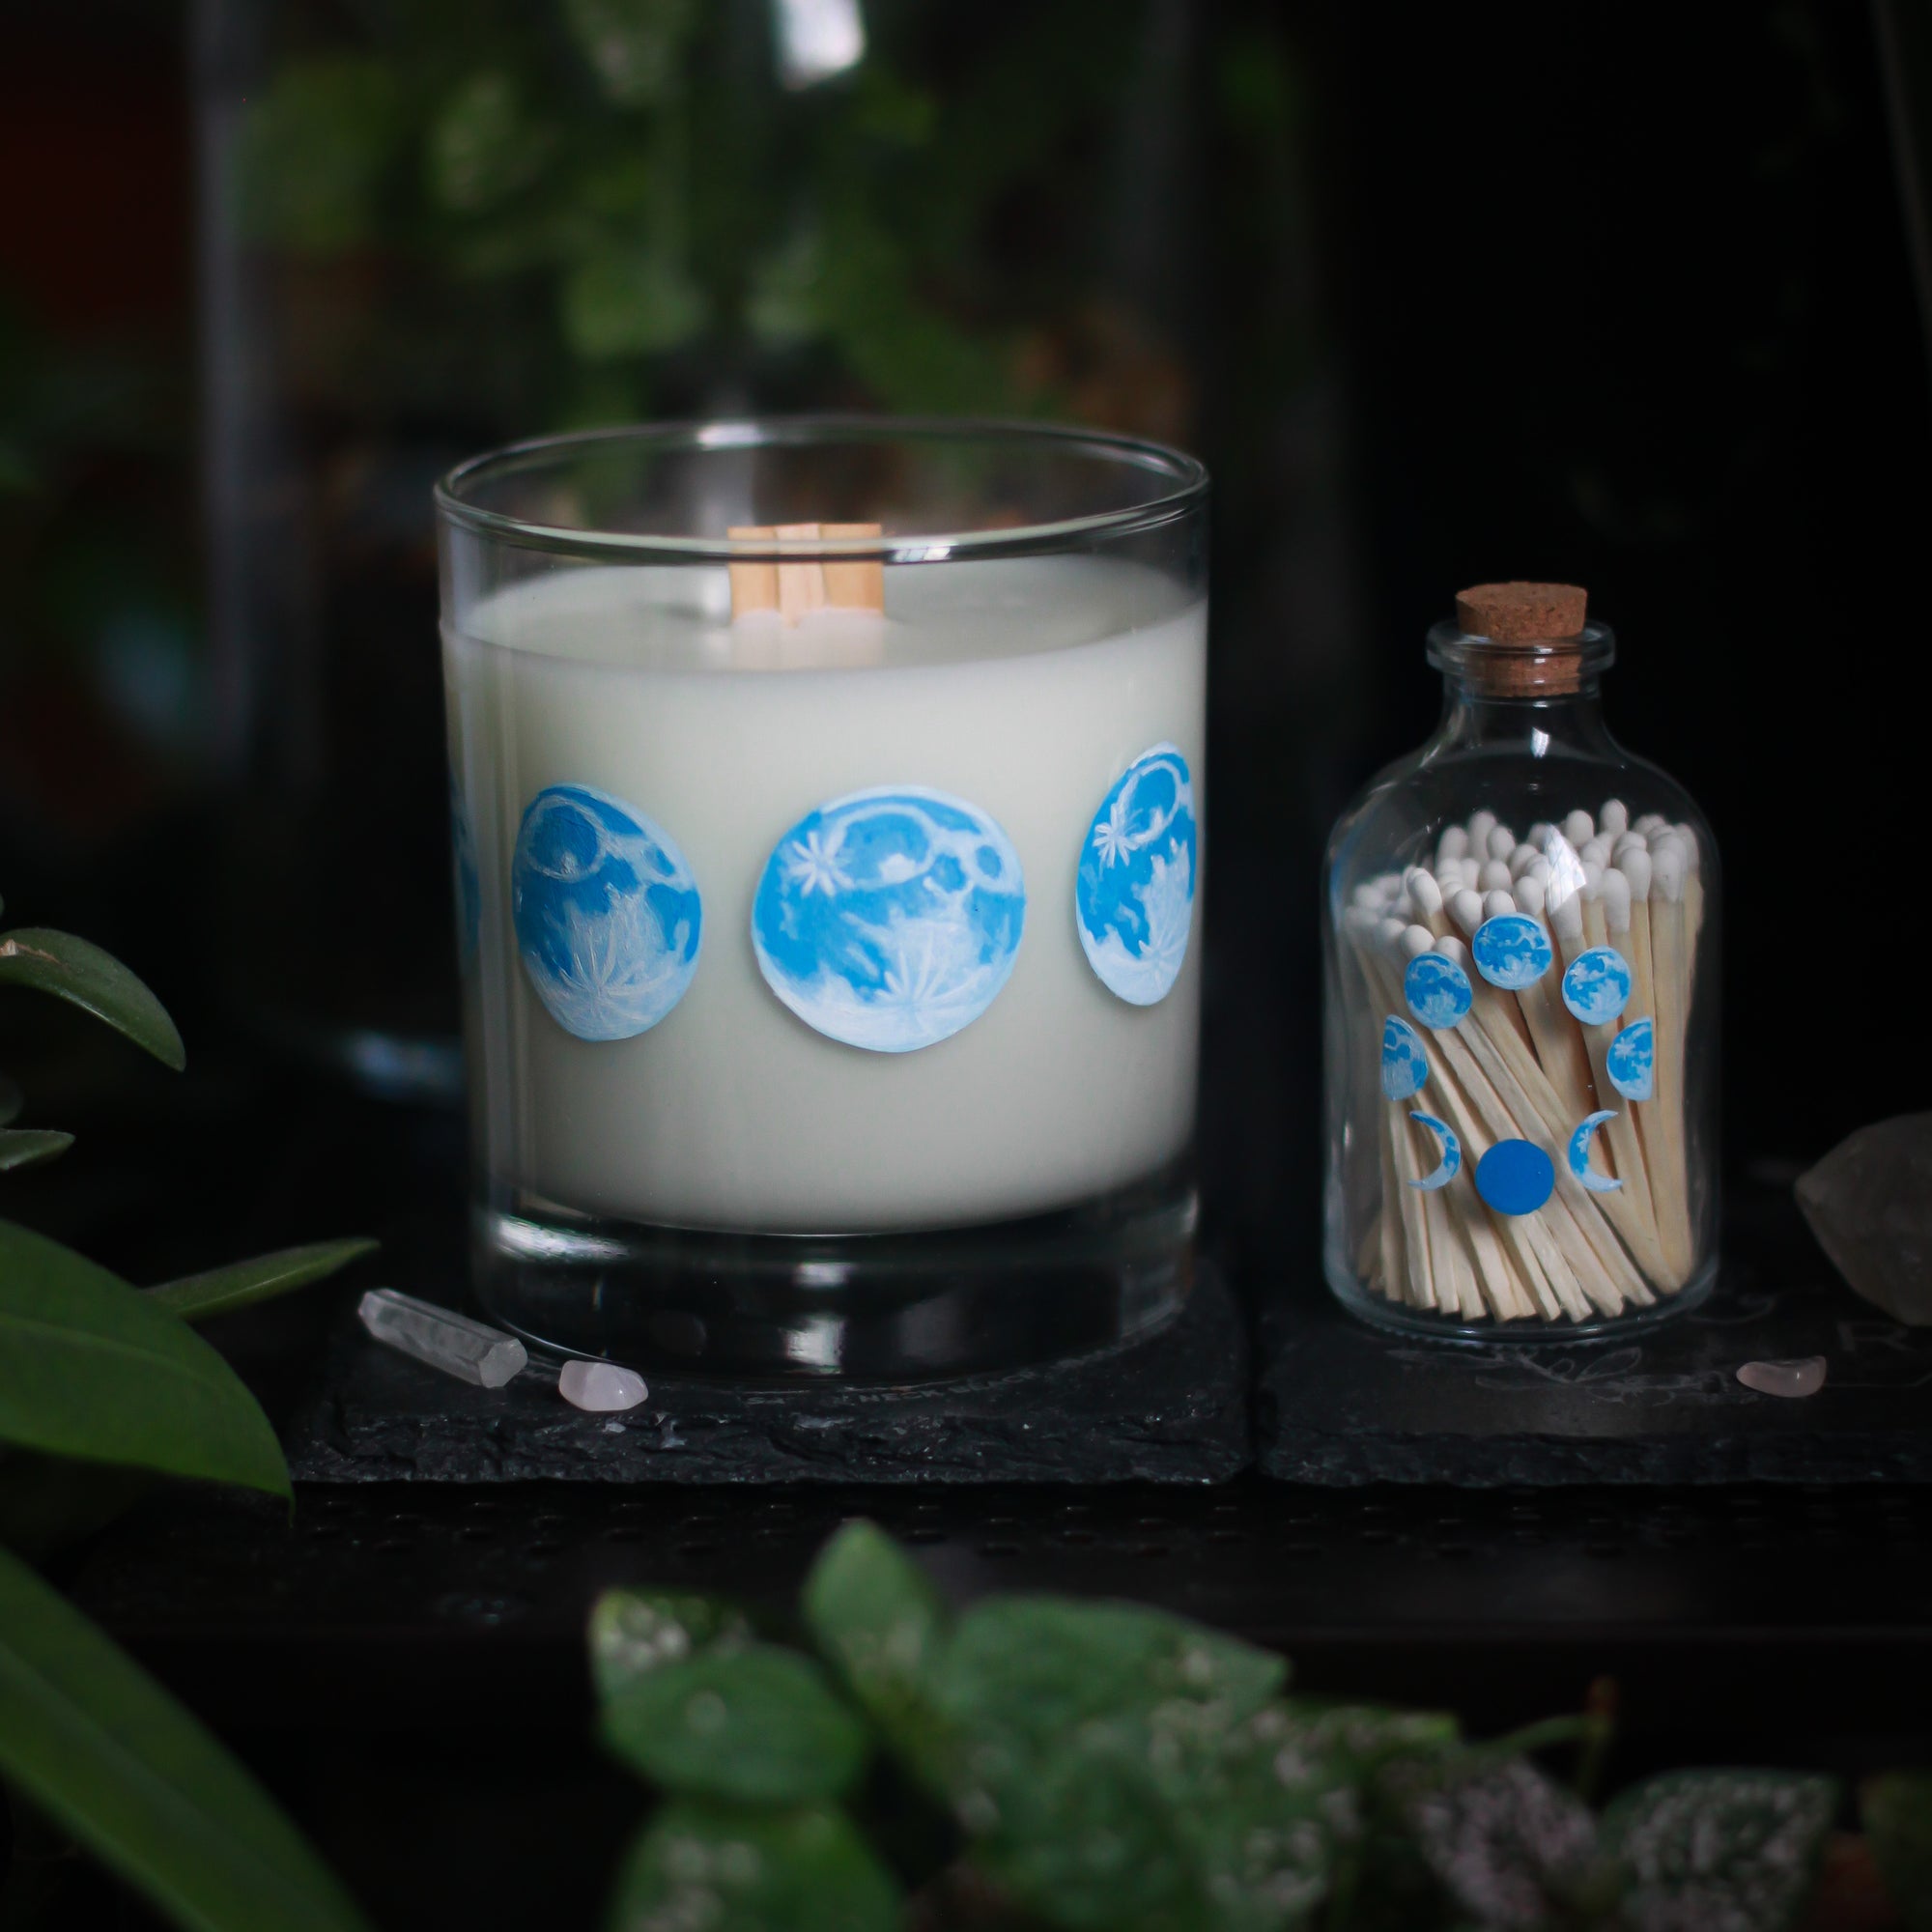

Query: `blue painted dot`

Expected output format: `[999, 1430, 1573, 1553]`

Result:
[1475, 1139, 1555, 1216]
[1404, 952, 1473, 1031]
[1381, 1015, 1429, 1100]
[1471, 914, 1553, 990]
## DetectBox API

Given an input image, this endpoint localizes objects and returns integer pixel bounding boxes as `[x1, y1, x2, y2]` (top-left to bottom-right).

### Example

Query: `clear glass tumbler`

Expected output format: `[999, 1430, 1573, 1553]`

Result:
[1322, 583, 1719, 1341]
[436, 418, 1208, 1378]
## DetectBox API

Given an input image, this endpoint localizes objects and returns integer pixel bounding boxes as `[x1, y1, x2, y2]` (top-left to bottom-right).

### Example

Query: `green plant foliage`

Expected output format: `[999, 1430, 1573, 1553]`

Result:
[0, 927, 185, 1068]
[589, 1587, 753, 1702]
[562, 0, 698, 109]
[606, 1800, 898, 1932]
[145, 1238, 379, 1322]
[601, 1643, 869, 1806]
[236, 57, 406, 252]
[0, 1128, 73, 1171]
[0, 1544, 373, 1932]
[426, 71, 556, 212]
[1863, 1772, 1932, 1932]
[0, 1220, 289, 1499]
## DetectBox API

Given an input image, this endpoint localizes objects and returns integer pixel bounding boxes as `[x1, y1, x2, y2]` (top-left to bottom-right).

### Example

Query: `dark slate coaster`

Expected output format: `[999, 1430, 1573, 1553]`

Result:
[287, 1264, 1247, 1485]
[1257, 1195, 1932, 1486]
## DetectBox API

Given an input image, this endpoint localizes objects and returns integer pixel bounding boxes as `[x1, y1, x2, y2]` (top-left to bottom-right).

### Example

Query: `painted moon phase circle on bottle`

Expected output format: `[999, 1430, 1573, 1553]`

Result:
[1475, 1138, 1556, 1216]
[1568, 1110, 1625, 1193]
[1381, 1015, 1430, 1100]
[1471, 913, 1554, 990]
[753, 785, 1026, 1053]
[1407, 1112, 1461, 1190]
[513, 783, 703, 1041]
[1404, 952, 1473, 1031]
[1605, 1016, 1655, 1100]
[1075, 744, 1197, 1006]
[1561, 945, 1634, 1026]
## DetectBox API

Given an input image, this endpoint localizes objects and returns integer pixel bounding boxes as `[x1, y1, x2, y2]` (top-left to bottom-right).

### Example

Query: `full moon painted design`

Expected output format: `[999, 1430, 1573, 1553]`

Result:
[753, 785, 1025, 1053]
[1472, 913, 1554, 990]
[1561, 946, 1633, 1026]
[1405, 952, 1472, 1031]
[512, 784, 702, 1042]
[1075, 745, 1196, 1006]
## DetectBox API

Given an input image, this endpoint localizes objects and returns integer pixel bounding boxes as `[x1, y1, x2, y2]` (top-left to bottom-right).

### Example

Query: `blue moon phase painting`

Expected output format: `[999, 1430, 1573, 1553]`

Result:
[512, 784, 703, 1041]
[1075, 745, 1197, 1006]
[1471, 913, 1554, 990]
[1404, 952, 1473, 1031]
[1606, 1016, 1656, 1101]
[753, 785, 1026, 1053]
[1568, 1110, 1625, 1194]
[1561, 946, 1634, 1027]
[1475, 1138, 1556, 1215]
[1407, 1112, 1460, 1190]
[1381, 1016, 1429, 1100]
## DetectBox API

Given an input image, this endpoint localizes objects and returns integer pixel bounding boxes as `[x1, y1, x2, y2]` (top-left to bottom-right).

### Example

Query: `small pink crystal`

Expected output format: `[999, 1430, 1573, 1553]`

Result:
[559, 1359, 648, 1412]
[1735, 1356, 1827, 1399]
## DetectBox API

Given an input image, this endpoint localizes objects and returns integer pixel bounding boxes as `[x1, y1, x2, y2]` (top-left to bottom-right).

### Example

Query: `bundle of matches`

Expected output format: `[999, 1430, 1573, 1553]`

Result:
[728, 522, 884, 622]
[1341, 798, 1704, 1323]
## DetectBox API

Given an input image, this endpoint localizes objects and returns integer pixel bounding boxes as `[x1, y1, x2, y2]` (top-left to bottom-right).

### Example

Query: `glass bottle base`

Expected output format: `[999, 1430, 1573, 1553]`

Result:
[1324, 1253, 1718, 1345]
[471, 1165, 1198, 1382]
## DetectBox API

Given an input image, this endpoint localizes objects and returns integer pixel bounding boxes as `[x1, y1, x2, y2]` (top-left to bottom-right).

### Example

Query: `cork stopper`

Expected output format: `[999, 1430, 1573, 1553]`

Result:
[1450, 582, 1590, 696]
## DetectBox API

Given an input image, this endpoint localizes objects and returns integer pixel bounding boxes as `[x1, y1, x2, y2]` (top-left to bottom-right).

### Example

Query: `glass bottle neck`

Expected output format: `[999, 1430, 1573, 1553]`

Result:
[1431, 677, 1618, 756]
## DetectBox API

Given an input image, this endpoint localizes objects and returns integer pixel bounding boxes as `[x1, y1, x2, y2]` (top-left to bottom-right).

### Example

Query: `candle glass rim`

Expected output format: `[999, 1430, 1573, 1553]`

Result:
[434, 414, 1209, 563]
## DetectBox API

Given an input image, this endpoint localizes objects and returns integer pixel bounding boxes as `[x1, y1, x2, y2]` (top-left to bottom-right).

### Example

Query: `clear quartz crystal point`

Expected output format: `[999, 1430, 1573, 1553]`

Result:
[357, 1289, 527, 1388]
[559, 1359, 648, 1412]
[1736, 1356, 1828, 1399]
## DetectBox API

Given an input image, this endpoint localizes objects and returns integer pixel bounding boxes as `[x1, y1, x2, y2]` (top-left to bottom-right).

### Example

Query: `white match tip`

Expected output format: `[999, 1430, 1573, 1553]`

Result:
[1402, 923, 1435, 959]
[1634, 812, 1669, 837]
[1435, 932, 1471, 969]
[1602, 867, 1633, 930]
[1580, 861, 1605, 896]
[1674, 823, 1701, 872]
[1613, 831, 1647, 863]
[1527, 821, 1555, 850]
[1352, 881, 1385, 910]
[1488, 825, 1517, 861]
[1436, 825, 1470, 863]
[1482, 889, 1516, 921]
[1508, 841, 1541, 878]
[1652, 846, 1685, 900]
[1377, 916, 1409, 953]
[1620, 845, 1652, 897]
[1580, 836, 1613, 868]
[1468, 810, 1497, 844]
[1478, 859, 1513, 892]
[1551, 893, 1584, 941]
[1562, 810, 1595, 844]
[1449, 888, 1485, 936]
[1600, 799, 1630, 836]
[1516, 871, 1548, 915]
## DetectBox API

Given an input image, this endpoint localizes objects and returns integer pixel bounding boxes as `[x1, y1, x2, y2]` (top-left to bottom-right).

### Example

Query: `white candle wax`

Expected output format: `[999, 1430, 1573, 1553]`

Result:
[447, 554, 1206, 1233]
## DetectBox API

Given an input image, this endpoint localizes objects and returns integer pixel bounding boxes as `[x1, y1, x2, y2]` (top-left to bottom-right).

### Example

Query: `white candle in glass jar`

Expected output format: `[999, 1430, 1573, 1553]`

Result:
[445, 554, 1206, 1233]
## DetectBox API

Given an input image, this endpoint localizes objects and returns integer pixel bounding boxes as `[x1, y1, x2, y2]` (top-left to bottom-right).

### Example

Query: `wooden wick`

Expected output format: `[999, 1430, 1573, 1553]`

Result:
[728, 523, 885, 623]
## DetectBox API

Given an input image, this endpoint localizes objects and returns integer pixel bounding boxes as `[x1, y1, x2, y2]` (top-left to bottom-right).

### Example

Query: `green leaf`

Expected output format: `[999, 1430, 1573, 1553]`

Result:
[803, 1520, 949, 1752]
[588, 1588, 753, 1704]
[1601, 1771, 1837, 1932]
[146, 1238, 378, 1322]
[0, 1128, 73, 1171]
[600, 1643, 867, 1805]
[0, 1543, 373, 1932]
[236, 57, 404, 254]
[0, 1219, 289, 1500]
[1864, 1772, 1932, 1932]
[606, 1801, 898, 1932]
[425, 72, 555, 213]
[561, 243, 709, 361]
[0, 927, 185, 1069]
[564, 0, 697, 107]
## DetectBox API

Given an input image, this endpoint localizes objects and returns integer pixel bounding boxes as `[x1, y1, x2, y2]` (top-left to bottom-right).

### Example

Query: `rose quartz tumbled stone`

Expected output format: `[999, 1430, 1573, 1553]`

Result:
[1735, 1356, 1827, 1399]
[559, 1360, 649, 1412]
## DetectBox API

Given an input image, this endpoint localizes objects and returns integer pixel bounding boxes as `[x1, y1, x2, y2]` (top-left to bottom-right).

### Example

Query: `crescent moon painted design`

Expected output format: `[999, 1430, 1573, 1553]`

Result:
[1381, 1015, 1429, 1100]
[1404, 952, 1473, 1031]
[1606, 1017, 1655, 1101]
[1561, 946, 1633, 1026]
[1471, 913, 1554, 990]
[1407, 1111, 1460, 1190]
[1567, 1110, 1625, 1193]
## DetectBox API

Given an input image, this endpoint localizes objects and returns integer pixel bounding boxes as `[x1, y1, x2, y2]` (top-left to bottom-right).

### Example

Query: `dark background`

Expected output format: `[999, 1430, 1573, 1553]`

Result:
[1, 0, 1927, 1263]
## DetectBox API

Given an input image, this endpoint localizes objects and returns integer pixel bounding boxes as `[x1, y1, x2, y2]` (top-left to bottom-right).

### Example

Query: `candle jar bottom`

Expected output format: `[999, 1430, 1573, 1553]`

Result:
[1322, 1249, 1718, 1345]
[469, 1162, 1197, 1381]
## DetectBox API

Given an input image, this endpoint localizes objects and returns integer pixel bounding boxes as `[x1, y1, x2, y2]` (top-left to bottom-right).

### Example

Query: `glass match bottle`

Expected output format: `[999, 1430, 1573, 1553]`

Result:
[1321, 582, 1719, 1340]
